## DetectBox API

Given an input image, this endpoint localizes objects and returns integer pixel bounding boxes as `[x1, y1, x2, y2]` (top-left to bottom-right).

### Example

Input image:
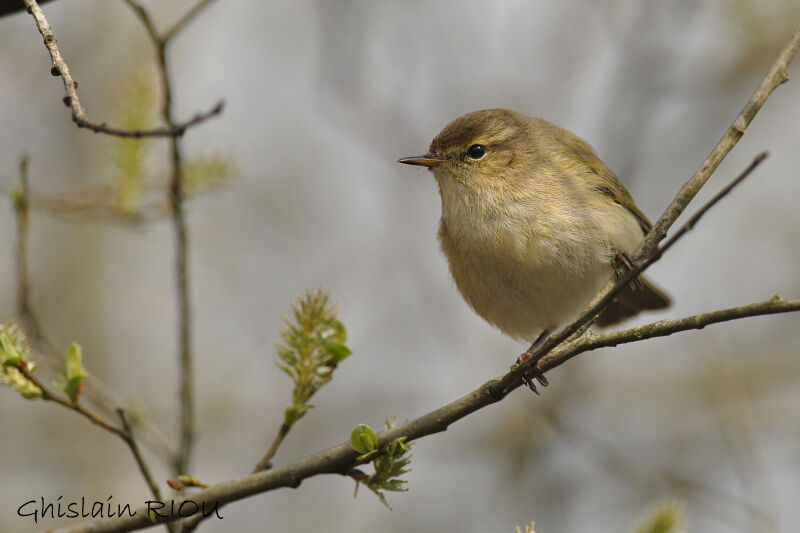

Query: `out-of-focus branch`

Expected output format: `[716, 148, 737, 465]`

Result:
[541, 409, 776, 531]
[11, 160, 173, 526]
[22, 0, 223, 137]
[12, 362, 167, 515]
[123, 0, 218, 475]
[13, 156, 38, 336]
[162, 0, 215, 42]
[10, 156, 177, 470]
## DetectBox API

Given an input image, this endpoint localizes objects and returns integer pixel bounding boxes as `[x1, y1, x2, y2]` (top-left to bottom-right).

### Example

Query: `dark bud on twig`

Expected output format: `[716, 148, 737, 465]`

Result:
[50, 65, 60, 76]
[62, 96, 71, 107]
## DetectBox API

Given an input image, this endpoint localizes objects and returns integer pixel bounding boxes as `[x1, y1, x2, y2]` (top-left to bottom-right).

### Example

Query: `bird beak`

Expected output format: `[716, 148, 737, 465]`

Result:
[398, 153, 444, 168]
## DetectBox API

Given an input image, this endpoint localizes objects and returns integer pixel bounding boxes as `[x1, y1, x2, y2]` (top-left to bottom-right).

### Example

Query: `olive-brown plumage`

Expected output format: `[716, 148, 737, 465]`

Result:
[400, 109, 669, 342]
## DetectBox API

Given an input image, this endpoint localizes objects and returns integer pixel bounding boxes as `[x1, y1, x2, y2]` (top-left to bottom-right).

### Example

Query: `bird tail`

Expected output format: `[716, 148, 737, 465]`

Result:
[595, 275, 670, 327]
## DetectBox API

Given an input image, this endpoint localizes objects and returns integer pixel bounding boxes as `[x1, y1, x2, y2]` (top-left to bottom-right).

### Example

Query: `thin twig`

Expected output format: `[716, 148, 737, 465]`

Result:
[14, 365, 174, 532]
[640, 24, 800, 257]
[181, 421, 290, 532]
[11, 157, 178, 473]
[11, 165, 168, 511]
[254, 423, 291, 473]
[117, 410, 164, 502]
[14, 156, 37, 335]
[49, 295, 800, 532]
[22, 0, 223, 138]
[162, 0, 216, 43]
[118, 410, 178, 533]
[15, 363, 122, 435]
[123, 0, 201, 475]
[546, 295, 799, 363]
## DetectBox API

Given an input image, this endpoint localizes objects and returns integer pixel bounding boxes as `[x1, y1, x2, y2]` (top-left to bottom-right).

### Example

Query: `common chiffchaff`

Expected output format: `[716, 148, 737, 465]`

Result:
[399, 109, 669, 343]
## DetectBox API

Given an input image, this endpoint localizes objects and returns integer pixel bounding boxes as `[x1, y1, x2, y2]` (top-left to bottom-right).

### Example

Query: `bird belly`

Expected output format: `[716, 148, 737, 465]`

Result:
[438, 212, 624, 342]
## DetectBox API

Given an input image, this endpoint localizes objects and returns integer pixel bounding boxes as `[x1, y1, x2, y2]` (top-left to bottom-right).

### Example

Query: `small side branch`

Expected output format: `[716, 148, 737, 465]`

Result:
[11, 159, 178, 467]
[545, 296, 800, 368]
[22, 0, 223, 138]
[13, 364, 169, 518]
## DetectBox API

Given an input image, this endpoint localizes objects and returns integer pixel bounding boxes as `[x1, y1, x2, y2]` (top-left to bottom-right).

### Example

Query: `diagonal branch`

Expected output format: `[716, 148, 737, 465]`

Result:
[22, 0, 223, 138]
[12, 363, 168, 516]
[640, 23, 800, 257]
[49, 295, 800, 533]
[11, 156, 177, 465]
[162, 0, 216, 43]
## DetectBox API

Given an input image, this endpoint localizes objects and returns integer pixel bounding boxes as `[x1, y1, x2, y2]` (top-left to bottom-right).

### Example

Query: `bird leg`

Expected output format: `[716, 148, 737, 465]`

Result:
[515, 328, 552, 394]
[611, 252, 643, 290]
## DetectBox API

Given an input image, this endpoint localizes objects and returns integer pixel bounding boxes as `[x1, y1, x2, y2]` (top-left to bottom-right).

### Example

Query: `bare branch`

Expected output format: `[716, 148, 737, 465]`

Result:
[10, 156, 178, 473]
[13, 363, 172, 531]
[22, 0, 223, 137]
[13, 155, 36, 333]
[554, 296, 800, 361]
[123, 0, 197, 474]
[117, 410, 177, 533]
[162, 0, 217, 43]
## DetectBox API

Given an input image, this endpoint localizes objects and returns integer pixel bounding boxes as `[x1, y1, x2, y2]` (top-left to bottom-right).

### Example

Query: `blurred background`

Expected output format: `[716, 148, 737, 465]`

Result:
[1, 1, 799, 531]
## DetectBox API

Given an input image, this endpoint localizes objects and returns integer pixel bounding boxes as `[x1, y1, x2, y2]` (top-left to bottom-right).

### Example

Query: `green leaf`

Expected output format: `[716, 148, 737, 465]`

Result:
[54, 343, 85, 403]
[110, 66, 156, 213]
[326, 343, 352, 363]
[274, 290, 352, 433]
[351, 419, 413, 510]
[0, 322, 41, 399]
[350, 424, 378, 455]
[0, 330, 22, 366]
[184, 152, 237, 194]
[386, 437, 409, 457]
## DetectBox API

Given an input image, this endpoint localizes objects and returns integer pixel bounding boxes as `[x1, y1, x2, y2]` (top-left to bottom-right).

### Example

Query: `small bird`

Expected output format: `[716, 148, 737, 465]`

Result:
[399, 109, 669, 345]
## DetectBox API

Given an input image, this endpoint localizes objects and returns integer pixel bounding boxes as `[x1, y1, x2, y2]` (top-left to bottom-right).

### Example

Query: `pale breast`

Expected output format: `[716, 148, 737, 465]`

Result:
[436, 177, 643, 341]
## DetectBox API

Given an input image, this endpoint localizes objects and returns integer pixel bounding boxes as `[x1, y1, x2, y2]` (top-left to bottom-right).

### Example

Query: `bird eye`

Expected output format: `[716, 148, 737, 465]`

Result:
[466, 144, 487, 160]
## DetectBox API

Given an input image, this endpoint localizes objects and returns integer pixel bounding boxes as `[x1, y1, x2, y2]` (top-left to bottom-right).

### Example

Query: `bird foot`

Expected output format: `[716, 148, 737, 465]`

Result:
[611, 252, 643, 290]
[515, 330, 551, 394]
